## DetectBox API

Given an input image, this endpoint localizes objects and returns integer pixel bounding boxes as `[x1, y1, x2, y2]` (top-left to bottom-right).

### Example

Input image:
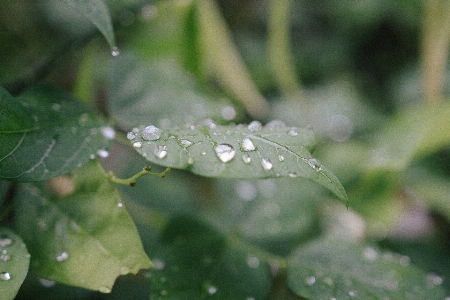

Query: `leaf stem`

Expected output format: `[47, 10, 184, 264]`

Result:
[108, 166, 172, 186]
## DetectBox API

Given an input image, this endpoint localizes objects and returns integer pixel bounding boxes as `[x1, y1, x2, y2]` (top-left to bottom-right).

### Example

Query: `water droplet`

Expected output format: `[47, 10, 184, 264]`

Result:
[154, 145, 168, 159]
[305, 276, 316, 286]
[111, 46, 120, 57]
[153, 259, 165, 270]
[363, 247, 379, 261]
[207, 285, 217, 295]
[90, 154, 95, 159]
[235, 181, 257, 201]
[142, 125, 161, 141]
[349, 290, 357, 297]
[288, 128, 299, 136]
[241, 138, 256, 151]
[215, 144, 236, 163]
[0, 235, 13, 247]
[78, 113, 89, 125]
[52, 103, 61, 111]
[200, 118, 216, 129]
[288, 171, 297, 178]
[323, 277, 334, 286]
[426, 273, 443, 286]
[99, 286, 111, 293]
[0, 253, 11, 262]
[180, 139, 193, 147]
[39, 278, 56, 288]
[399, 255, 410, 266]
[265, 120, 286, 129]
[117, 202, 123, 208]
[187, 157, 195, 165]
[242, 153, 252, 163]
[261, 158, 273, 170]
[248, 121, 262, 132]
[246, 256, 260, 269]
[56, 252, 69, 262]
[97, 149, 109, 158]
[278, 154, 285, 161]
[0, 272, 11, 281]
[127, 132, 136, 140]
[101, 126, 116, 140]
[133, 141, 142, 148]
[221, 106, 236, 120]
[306, 158, 322, 171]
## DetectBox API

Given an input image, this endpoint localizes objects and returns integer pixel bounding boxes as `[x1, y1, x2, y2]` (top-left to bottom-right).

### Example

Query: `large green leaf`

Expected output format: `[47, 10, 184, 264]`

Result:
[288, 239, 448, 299]
[147, 216, 271, 299]
[14, 160, 152, 293]
[59, 0, 116, 50]
[0, 86, 113, 182]
[127, 122, 348, 203]
[0, 228, 30, 300]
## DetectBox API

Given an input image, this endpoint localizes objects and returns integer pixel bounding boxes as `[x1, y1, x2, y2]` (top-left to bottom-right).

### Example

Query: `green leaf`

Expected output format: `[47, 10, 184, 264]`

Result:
[147, 216, 271, 299]
[128, 122, 348, 203]
[14, 160, 152, 293]
[109, 53, 241, 129]
[368, 101, 450, 172]
[0, 86, 113, 182]
[59, 0, 116, 50]
[0, 227, 30, 300]
[288, 239, 448, 299]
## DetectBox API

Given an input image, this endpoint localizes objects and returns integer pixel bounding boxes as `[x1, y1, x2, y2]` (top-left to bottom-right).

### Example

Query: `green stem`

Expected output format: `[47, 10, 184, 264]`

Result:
[108, 166, 172, 186]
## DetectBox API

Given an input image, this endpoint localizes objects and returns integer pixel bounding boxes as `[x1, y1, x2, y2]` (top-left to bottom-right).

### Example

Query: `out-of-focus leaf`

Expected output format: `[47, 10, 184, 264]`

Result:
[368, 102, 450, 172]
[128, 122, 348, 203]
[288, 239, 448, 299]
[109, 53, 241, 129]
[0, 228, 30, 300]
[0, 86, 113, 182]
[14, 160, 152, 293]
[59, 0, 116, 50]
[147, 216, 271, 300]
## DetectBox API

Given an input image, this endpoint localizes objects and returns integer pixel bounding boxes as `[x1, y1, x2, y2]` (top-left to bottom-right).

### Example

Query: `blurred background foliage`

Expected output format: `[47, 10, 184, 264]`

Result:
[1, 0, 450, 298]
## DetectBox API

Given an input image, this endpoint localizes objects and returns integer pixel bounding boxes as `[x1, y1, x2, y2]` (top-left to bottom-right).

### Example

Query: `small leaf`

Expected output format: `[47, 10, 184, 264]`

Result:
[59, 0, 116, 50]
[288, 239, 447, 299]
[0, 86, 113, 182]
[14, 160, 152, 293]
[0, 228, 30, 300]
[128, 122, 348, 203]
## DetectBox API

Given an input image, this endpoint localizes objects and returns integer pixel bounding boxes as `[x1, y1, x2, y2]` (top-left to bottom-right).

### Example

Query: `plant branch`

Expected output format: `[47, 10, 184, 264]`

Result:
[108, 166, 171, 186]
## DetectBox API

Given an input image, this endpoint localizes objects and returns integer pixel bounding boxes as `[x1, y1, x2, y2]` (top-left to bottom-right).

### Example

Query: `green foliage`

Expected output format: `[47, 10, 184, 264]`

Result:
[1, 0, 450, 299]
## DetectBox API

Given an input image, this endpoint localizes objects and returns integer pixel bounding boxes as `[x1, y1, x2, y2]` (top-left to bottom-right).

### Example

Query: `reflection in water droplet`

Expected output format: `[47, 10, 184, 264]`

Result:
[363, 247, 379, 261]
[248, 121, 262, 132]
[56, 252, 69, 262]
[207, 285, 217, 295]
[0, 272, 11, 281]
[215, 144, 236, 163]
[101, 126, 116, 140]
[142, 125, 161, 141]
[39, 278, 56, 288]
[180, 139, 193, 147]
[278, 155, 284, 162]
[265, 120, 286, 129]
[154, 145, 168, 159]
[133, 141, 142, 148]
[111, 46, 120, 57]
[242, 153, 252, 164]
[0, 236, 13, 247]
[247, 256, 260, 269]
[306, 158, 322, 171]
[241, 138, 256, 151]
[305, 276, 316, 286]
[288, 171, 297, 178]
[261, 158, 273, 170]
[221, 106, 236, 120]
[97, 149, 109, 158]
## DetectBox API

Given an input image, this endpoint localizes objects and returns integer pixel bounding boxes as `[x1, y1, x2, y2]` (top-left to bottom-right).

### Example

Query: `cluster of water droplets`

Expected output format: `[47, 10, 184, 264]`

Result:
[0, 233, 19, 282]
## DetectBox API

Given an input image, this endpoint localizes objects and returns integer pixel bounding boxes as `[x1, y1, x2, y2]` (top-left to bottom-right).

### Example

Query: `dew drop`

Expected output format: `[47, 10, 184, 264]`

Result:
[215, 144, 236, 163]
[246, 298, 255, 300]
[0, 235, 13, 247]
[154, 145, 168, 159]
[265, 120, 286, 129]
[242, 153, 252, 163]
[399, 255, 410, 266]
[288, 171, 297, 178]
[0, 272, 11, 281]
[323, 277, 334, 286]
[90, 154, 95, 159]
[117, 202, 123, 208]
[180, 139, 193, 147]
[133, 141, 142, 148]
[201, 150, 207, 156]
[97, 149, 109, 158]
[305, 276, 316, 286]
[426, 273, 443, 286]
[99, 286, 112, 293]
[261, 158, 273, 170]
[101, 126, 116, 140]
[235, 181, 257, 201]
[248, 120, 262, 132]
[56, 252, 69, 262]
[111, 46, 120, 57]
[187, 157, 195, 165]
[246, 256, 260, 269]
[349, 290, 357, 298]
[153, 259, 165, 270]
[288, 128, 299, 136]
[142, 125, 161, 141]
[221, 106, 236, 120]
[363, 247, 379, 261]
[278, 154, 285, 162]
[127, 132, 136, 140]
[207, 285, 217, 295]
[39, 278, 56, 288]
[0, 253, 11, 262]
[241, 138, 256, 151]
[306, 158, 322, 171]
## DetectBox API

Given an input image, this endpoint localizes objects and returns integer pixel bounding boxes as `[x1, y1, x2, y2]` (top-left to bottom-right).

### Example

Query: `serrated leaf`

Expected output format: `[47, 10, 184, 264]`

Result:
[288, 239, 448, 300]
[14, 160, 152, 293]
[0, 228, 30, 300]
[128, 123, 348, 203]
[0, 86, 113, 182]
[147, 216, 271, 299]
[59, 0, 116, 49]
[109, 53, 241, 129]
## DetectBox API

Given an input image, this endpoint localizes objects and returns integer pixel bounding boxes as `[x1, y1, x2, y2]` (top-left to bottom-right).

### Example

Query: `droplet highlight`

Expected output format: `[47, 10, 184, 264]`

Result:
[305, 276, 316, 286]
[248, 121, 262, 132]
[242, 153, 252, 164]
[215, 144, 236, 163]
[0, 272, 11, 281]
[127, 132, 136, 140]
[97, 149, 109, 158]
[306, 158, 322, 171]
[142, 125, 161, 141]
[133, 141, 142, 148]
[241, 138, 256, 151]
[154, 145, 168, 159]
[56, 252, 69, 262]
[180, 139, 193, 147]
[101, 126, 116, 140]
[261, 158, 273, 170]
[111, 46, 120, 57]
[288, 128, 299, 136]
[207, 285, 217, 295]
